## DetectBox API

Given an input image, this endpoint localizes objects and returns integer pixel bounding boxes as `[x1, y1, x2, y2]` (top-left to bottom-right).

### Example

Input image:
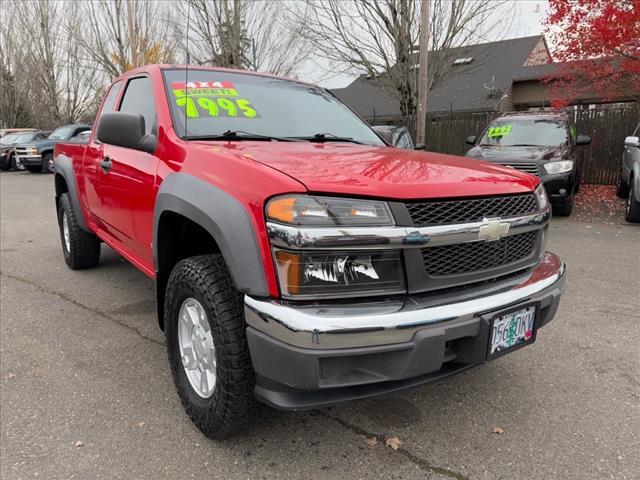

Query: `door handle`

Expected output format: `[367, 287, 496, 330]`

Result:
[100, 156, 112, 173]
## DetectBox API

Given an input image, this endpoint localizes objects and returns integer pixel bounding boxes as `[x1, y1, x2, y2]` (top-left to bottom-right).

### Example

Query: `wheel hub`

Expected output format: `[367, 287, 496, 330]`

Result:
[178, 298, 217, 398]
[62, 213, 71, 252]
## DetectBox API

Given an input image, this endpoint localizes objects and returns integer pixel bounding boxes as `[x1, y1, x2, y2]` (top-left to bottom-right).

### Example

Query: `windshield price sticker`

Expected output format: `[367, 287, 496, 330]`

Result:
[488, 125, 512, 138]
[171, 81, 259, 119]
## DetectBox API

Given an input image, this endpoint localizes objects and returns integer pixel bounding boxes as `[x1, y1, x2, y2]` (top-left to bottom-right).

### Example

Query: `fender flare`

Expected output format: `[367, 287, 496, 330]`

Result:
[53, 153, 89, 231]
[153, 173, 269, 298]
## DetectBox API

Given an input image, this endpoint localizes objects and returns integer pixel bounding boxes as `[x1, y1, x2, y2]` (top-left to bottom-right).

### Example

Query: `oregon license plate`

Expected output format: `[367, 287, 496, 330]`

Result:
[488, 305, 537, 359]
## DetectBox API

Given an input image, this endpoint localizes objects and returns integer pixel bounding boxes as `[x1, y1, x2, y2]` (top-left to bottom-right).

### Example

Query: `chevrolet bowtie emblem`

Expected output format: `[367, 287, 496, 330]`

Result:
[478, 218, 510, 242]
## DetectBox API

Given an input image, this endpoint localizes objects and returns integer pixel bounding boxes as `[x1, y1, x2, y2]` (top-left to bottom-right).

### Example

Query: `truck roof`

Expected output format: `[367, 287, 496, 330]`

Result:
[112, 64, 316, 89]
[497, 111, 569, 121]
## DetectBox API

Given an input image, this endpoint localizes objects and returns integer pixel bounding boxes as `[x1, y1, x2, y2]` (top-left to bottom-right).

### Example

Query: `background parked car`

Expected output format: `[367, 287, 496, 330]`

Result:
[617, 122, 640, 223]
[0, 128, 35, 138]
[372, 125, 423, 149]
[465, 112, 590, 216]
[2, 130, 52, 170]
[16, 124, 90, 173]
[67, 130, 92, 143]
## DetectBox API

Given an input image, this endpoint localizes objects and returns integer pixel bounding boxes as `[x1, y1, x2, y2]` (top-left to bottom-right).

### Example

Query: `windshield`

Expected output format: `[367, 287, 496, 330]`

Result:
[48, 126, 75, 140]
[479, 118, 569, 147]
[163, 69, 383, 145]
[0, 133, 20, 145]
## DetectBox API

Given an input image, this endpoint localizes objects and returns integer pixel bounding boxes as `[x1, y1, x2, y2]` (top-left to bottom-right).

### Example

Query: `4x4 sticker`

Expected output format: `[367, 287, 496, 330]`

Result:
[172, 81, 259, 119]
[487, 125, 512, 138]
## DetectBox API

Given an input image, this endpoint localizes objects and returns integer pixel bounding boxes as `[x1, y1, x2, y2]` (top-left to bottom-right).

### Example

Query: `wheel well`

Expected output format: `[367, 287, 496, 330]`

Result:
[156, 211, 222, 329]
[54, 174, 69, 213]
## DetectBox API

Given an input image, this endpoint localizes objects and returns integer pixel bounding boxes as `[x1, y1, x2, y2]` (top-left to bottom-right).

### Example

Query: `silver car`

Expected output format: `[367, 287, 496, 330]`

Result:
[617, 122, 640, 223]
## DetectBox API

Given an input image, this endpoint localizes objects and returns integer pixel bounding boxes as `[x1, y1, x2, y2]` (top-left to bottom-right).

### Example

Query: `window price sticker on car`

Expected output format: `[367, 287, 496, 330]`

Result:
[488, 304, 536, 359]
[171, 81, 260, 119]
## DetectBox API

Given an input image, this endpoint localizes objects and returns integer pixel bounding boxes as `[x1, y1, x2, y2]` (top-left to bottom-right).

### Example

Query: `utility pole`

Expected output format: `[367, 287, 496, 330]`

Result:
[126, 0, 138, 68]
[416, 0, 430, 145]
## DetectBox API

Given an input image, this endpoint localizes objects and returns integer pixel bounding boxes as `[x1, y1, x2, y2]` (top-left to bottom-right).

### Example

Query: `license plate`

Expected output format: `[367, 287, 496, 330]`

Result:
[487, 305, 536, 359]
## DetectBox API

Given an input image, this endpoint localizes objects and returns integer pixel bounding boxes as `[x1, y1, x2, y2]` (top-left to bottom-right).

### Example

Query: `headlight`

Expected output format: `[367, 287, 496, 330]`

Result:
[267, 195, 394, 226]
[274, 249, 405, 298]
[534, 184, 549, 210]
[543, 160, 574, 175]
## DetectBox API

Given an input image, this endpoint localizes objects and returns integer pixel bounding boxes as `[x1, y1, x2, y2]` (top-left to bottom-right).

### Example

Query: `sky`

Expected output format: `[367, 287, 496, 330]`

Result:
[303, 0, 548, 89]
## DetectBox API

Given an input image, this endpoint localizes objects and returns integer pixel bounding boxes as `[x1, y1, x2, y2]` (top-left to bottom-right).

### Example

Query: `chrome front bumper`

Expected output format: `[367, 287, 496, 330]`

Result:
[245, 252, 565, 350]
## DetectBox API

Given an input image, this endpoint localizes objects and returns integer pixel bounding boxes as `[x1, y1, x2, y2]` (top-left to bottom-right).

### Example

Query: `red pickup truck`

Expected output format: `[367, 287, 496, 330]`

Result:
[54, 65, 565, 439]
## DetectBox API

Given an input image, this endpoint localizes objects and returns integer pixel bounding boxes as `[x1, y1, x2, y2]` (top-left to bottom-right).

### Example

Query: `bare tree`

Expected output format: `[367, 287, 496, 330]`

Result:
[74, 0, 179, 77]
[175, 0, 309, 76]
[10, 0, 102, 127]
[298, 0, 516, 122]
[0, 2, 31, 128]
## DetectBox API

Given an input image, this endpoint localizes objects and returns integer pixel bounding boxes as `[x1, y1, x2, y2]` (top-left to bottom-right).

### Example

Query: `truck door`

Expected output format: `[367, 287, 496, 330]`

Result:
[92, 75, 159, 273]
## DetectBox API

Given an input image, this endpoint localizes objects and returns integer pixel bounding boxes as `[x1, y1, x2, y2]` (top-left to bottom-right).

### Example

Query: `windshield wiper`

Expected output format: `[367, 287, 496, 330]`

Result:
[186, 130, 300, 142]
[294, 133, 367, 145]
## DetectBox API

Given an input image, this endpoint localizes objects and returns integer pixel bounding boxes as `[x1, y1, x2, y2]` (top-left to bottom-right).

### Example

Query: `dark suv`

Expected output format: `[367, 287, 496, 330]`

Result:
[465, 112, 591, 216]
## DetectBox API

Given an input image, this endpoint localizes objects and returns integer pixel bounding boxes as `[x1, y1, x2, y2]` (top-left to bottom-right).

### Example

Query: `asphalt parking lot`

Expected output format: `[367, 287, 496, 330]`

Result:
[1, 171, 639, 480]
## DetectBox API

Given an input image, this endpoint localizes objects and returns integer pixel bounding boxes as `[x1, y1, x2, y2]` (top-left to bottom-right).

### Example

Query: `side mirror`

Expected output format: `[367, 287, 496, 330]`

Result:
[576, 134, 591, 146]
[97, 112, 157, 154]
[624, 136, 640, 147]
[414, 143, 425, 150]
[465, 135, 476, 146]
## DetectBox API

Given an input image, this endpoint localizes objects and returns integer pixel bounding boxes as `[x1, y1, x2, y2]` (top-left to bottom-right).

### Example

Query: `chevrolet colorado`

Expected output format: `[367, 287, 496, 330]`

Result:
[54, 65, 565, 439]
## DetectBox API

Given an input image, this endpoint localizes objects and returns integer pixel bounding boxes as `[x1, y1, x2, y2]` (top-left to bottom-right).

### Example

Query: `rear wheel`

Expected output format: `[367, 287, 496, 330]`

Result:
[165, 254, 254, 440]
[625, 178, 640, 223]
[42, 152, 54, 173]
[58, 193, 101, 269]
[26, 165, 42, 173]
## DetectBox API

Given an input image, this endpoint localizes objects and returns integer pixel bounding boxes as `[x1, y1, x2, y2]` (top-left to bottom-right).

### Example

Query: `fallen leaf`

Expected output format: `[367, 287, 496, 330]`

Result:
[491, 426, 504, 434]
[363, 436, 377, 447]
[8, 373, 16, 379]
[137, 422, 145, 428]
[75, 441, 84, 448]
[385, 436, 401, 450]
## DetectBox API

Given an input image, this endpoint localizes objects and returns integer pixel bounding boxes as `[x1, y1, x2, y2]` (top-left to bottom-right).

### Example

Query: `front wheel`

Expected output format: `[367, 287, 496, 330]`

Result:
[617, 170, 629, 198]
[553, 193, 574, 217]
[42, 152, 55, 173]
[625, 179, 640, 223]
[165, 255, 254, 440]
[58, 193, 101, 268]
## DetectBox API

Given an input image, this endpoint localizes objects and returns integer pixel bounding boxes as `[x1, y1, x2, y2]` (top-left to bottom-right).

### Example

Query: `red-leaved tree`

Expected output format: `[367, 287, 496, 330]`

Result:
[544, 0, 640, 108]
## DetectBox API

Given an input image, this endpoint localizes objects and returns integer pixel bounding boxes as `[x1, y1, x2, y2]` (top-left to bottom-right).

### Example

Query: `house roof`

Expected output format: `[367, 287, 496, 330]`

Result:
[332, 35, 548, 117]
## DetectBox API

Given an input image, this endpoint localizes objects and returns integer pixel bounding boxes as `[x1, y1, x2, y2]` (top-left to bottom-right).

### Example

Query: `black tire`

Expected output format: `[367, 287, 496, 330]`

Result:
[625, 179, 640, 223]
[0, 157, 9, 171]
[553, 193, 574, 217]
[58, 193, 101, 269]
[574, 170, 581, 194]
[616, 170, 630, 198]
[26, 165, 42, 173]
[11, 155, 24, 171]
[165, 255, 254, 440]
[42, 152, 54, 173]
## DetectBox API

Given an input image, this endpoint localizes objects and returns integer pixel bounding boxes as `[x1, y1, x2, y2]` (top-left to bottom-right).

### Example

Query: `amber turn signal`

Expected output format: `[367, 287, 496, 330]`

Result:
[267, 197, 296, 223]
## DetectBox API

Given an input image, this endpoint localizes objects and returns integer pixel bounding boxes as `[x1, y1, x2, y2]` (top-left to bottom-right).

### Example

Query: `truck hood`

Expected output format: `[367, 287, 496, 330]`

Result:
[193, 141, 538, 199]
[465, 144, 570, 163]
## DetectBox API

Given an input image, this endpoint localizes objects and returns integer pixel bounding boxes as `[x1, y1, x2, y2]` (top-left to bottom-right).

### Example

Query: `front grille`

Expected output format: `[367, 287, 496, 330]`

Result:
[422, 231, 537, 276]
[496, 162, 541, 175]
[406, 193, 538, 227]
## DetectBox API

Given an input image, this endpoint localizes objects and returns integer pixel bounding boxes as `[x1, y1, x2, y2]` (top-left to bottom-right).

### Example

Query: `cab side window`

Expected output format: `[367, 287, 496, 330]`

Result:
[99, 81, 122, 120]
[119, 77, 157, 136]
